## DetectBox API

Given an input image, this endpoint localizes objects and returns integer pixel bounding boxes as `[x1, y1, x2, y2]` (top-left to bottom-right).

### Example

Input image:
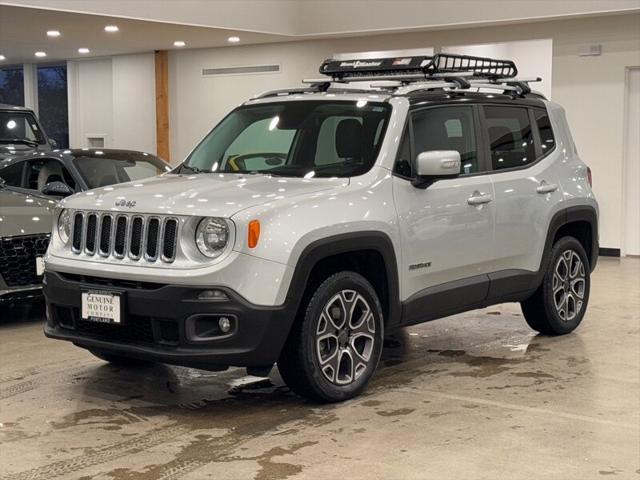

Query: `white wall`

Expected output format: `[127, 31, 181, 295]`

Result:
[168, 13, 640, 250]
[442, 39, 553, 99]
[67, 53, 156, 153]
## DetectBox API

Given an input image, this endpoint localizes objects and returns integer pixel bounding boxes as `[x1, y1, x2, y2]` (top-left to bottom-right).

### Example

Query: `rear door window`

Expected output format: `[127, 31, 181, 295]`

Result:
[484, 105, 535, 170]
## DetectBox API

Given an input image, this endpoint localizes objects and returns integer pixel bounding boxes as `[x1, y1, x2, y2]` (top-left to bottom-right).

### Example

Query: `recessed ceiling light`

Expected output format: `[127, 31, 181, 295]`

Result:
[34, 51, 47, 58]
[173, 40, 186, 47]
[47, 30, 61, 37]
[78, 48, 90, 54]
[104, 25, 119, 33]
[227, 36, 240, 43]
[0, 55, 5, 61]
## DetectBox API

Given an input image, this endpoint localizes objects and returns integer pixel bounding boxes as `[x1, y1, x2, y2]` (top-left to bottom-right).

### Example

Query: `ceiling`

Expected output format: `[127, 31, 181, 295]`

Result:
[1, 0, 639, 65]
[0, 4, 289, 65]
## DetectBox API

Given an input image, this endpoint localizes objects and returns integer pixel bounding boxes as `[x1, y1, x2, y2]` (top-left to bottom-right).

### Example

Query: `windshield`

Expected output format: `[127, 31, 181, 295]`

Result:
[180, 100, 391, 178]
[0, 111, 45, 146]
[73, 154, 170, 188]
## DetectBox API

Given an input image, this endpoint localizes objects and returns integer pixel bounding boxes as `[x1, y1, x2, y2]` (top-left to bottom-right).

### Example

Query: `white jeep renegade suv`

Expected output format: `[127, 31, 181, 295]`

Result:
[44, 54, 598, 402]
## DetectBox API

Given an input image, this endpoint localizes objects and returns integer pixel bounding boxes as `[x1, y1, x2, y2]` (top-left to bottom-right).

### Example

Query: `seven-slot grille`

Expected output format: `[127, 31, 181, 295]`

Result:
[71, 212, 178, 263]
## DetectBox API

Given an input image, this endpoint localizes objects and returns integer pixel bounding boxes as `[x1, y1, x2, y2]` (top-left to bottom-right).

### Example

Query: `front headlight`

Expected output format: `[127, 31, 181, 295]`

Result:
[195, 217, 229, 258]
[57, 209, 71, 244]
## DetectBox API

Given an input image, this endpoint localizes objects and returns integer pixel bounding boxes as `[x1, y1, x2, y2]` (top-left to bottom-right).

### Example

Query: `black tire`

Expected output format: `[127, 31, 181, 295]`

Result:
[89, 349, 154, 366]
[521, 236, 591, 335]
[278, 271, 384, 403]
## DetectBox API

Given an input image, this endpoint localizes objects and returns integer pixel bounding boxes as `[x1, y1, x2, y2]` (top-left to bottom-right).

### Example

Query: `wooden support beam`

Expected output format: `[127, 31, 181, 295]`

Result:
[155, 50, 170, 162]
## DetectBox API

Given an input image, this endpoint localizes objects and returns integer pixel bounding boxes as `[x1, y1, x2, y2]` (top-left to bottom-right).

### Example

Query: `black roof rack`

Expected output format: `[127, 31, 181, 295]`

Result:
[251, 53, 541, 101]
[319, 53, 518, 81]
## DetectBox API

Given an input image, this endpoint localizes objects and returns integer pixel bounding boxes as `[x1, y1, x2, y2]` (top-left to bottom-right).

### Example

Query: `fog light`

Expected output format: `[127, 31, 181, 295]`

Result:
[197, 289, 229, 301]
[219, 316, 232, 333]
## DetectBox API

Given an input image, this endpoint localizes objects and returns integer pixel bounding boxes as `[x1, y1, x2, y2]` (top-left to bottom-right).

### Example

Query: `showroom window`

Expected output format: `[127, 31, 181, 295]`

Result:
[411, 106, 480, 175]
[534, 108, 555, 157]
[484, 105, 535, 170]
[37, 64, 69, 149]
[0, 66, 25, 106]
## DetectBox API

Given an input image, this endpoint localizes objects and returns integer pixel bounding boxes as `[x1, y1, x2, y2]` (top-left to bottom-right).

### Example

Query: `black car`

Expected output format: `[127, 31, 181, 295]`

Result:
[0, 104, 171, 198]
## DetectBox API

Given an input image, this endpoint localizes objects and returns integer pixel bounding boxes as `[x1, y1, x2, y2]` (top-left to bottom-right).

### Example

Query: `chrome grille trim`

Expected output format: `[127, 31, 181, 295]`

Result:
[98, 214, 114, 257]
[85, 213, 98, 255]
[129, 216, 145, 260]
[69, 211, 180, 264]
[113, 215, 128, 258]
[161, 218, 178, 263]
[144, 217, 161, 262]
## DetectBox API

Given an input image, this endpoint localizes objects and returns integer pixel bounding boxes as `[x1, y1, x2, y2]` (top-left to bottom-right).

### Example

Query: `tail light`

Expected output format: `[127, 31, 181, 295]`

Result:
[587, 166, 593, 187]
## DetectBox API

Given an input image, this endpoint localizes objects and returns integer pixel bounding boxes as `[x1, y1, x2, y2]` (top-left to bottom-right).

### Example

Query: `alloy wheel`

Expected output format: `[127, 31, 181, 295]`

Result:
[552, 250, 586, 322]
[315, 289, 376, 385]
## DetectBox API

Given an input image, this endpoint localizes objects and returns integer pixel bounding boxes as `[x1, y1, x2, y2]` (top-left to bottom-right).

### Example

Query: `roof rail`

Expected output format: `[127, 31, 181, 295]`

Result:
[319, 53, 518, 81]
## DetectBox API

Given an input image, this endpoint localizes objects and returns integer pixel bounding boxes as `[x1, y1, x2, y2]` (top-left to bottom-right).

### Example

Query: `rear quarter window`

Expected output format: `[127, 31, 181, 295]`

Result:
[533, 109, 556, 157]
[484, 105, 535, 170]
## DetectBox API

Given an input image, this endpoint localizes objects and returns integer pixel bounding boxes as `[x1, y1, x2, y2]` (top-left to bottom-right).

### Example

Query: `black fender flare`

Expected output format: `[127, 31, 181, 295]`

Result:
[537, 205, 599, 284]
[283, 231, 401, 327]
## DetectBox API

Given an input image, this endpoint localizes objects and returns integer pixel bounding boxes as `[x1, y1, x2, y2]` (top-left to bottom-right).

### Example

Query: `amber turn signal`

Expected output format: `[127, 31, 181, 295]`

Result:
[248, 220, 260, 248]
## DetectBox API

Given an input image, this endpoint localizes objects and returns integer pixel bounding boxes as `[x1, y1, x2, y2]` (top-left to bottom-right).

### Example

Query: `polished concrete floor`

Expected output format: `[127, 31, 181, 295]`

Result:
[0, 257, 638, 480]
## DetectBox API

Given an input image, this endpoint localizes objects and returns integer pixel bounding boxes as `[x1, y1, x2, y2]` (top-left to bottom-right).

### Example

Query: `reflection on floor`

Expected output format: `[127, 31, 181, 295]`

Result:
[0, 258, 638, 480]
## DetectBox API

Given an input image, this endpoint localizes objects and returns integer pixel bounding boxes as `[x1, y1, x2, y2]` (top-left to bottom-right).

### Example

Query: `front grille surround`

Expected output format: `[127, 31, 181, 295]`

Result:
[69, 211, 180, 265]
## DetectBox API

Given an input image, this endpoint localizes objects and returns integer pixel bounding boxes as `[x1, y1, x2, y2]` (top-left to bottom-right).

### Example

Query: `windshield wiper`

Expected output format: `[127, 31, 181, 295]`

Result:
[179, 164, 207, 174]
[0, 138, 39, 148]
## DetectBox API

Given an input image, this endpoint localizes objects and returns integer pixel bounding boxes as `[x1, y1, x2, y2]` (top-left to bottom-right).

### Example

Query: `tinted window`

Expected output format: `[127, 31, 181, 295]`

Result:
[182, 101, 391, 178]
[25, 159, 76, 192]
[412, 106, 479, 175]
[534, 109, 555, 157]
[0, 161, 24, 187]
[393, 127, 412, 177]
[485, 106, 535, 170]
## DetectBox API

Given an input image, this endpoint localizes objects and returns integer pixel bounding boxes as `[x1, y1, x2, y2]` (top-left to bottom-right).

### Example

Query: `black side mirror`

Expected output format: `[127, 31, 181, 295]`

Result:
[49, 138, 58, 148]
[41, 181, 73, 197]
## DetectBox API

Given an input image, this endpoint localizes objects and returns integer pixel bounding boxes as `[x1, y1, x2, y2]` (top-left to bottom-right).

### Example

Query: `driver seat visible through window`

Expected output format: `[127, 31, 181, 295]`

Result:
[335, 118, 363, 162]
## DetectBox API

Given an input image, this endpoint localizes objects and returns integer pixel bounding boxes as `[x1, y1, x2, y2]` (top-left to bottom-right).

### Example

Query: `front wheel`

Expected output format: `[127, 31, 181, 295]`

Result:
[521, 236, 591, 335]
[278, 271, 384, 402]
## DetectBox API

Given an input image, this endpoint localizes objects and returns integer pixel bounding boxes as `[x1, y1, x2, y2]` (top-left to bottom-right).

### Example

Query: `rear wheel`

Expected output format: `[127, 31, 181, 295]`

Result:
[89, 349, 154, 366]
[278, 271, 384, 402]
[521, 236, 590, 335]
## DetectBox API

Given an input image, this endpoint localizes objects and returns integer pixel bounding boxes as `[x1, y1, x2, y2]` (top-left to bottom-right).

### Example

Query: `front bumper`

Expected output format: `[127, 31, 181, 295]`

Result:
[0, 284, 43, 303]
[43, 271, 296, 370]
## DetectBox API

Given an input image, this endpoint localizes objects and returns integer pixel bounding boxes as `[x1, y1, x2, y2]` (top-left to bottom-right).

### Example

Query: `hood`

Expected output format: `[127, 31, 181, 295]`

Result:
[0, 188, 56, 237]
[62, 173, 348, 217]
[0, 144, 51, 160]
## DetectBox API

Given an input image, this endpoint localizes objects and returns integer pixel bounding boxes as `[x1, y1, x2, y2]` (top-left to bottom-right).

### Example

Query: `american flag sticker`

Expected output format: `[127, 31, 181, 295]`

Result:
[392, 58, 412, 66]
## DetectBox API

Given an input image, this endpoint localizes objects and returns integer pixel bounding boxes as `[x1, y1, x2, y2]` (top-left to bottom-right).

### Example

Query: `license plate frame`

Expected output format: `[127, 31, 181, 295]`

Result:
[81, 290, 124, 325]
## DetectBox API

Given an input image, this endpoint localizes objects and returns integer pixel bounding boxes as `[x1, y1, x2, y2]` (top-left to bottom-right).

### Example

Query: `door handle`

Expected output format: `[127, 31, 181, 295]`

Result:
[467, 191, 493, 206]
[536, 181, 558, 194]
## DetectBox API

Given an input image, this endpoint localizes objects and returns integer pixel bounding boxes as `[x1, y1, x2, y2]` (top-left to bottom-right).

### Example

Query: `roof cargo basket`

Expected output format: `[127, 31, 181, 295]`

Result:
[319, 53, 518, 81]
